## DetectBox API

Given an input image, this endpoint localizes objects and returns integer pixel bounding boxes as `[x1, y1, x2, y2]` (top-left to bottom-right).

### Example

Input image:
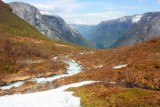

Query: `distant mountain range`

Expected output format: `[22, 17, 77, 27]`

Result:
[70, 12, 160, 48]
[9, 2, 94, 48]
[69, 24, 96, 40]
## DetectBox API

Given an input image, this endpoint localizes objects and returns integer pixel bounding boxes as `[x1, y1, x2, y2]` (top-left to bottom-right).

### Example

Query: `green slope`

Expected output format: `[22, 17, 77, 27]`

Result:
[0, 1, 46, 39]
[0, 1, 85, 83]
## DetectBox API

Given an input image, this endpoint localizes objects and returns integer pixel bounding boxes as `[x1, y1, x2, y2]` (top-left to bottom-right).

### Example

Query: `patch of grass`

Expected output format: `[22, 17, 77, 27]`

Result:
[2, 65, 17, 73]
[68, 83, 160, 107]
[0, 2, 46, 40]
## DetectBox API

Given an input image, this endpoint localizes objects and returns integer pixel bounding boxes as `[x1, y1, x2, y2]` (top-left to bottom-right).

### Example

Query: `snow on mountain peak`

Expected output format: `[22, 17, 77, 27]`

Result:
[119, 17, 126, 22]
[132, 14, 143, 23]
[40, 10, 54, 16]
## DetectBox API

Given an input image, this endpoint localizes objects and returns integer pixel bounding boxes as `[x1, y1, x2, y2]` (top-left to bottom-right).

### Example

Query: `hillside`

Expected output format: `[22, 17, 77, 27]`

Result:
[74, 12, 160, 48]
[0, 1, 160, 107]
[57, 37, 160, 106]
[8, 2, 94, 48]
[112, 12, 160, 47]
[69, 24, 96, 40]
[0, 0, 85, 86]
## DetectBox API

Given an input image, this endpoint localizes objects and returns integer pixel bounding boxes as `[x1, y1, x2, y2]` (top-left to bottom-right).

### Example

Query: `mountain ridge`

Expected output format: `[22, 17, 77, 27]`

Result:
[71, 12, 160, 48]
[9, 2, 94, 48]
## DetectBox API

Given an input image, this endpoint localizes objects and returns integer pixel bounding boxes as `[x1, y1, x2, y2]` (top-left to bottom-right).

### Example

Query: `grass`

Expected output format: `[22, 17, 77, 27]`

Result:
[68, 83, 160, 107]
[0, 2, 46, 40]
[0, 1, 87, 82]
[0, 1, 160, 106]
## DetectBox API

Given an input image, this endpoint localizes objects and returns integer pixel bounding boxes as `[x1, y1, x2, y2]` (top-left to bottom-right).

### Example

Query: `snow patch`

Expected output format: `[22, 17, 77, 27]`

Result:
[119, 17, 126, 22]
[113, 64, 127, 69]
[147, 16, 151, 21]
[79, 52, 84, 55]
[30, 60, 82, 83]
[132, 14, 142, 23]
[0, 60, 82, 89]
[0, 81, 25, 90]
[95, 65, 104, 68]
[0, 81, 97, 107]
[51, 56, 58, 61]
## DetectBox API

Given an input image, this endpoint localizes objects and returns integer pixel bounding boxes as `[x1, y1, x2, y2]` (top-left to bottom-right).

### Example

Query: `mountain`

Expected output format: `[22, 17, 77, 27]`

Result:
[69, 24, 96, 39]
[0, 0, 86, 86]
[8, 2, 93, 48]
[90, 17, 132, 48]
[74, 12, 160, 48]
[111, 12, 160, 47]
[1, 1, 160, 106]
[0, 1, 46, 39]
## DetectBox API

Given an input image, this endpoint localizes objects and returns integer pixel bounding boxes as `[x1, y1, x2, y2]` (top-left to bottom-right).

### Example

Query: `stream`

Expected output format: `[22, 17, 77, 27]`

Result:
[0, 59, 97, 107]
[0, 60, 82, 90]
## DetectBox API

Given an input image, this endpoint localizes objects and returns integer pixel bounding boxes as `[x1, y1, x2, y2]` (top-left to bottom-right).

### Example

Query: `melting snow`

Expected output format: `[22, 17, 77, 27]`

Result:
[51, 57, 58, 61]
[0, 60, 82, 89]
[113, 64, 128, 69]
[95, 65, 104, 68]
[0, 81, 25, 90]
[79, 52, 84, 55]
[31, 60, 82, 83]
[132, 14, 142, 23]
[0, 81, 96, 107]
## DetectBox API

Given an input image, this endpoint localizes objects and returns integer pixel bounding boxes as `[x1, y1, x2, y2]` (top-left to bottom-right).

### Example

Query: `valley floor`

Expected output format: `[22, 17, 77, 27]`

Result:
[0, 81, 96, 107]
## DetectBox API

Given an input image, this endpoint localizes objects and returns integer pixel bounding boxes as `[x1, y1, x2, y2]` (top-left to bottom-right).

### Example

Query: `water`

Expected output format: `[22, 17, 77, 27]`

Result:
[0, 60, 82, 90]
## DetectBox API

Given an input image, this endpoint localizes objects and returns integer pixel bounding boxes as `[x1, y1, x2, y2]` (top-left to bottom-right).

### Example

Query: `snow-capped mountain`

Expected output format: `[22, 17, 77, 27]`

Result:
[8, 2, 93, 47]
[112, 12, 160, 47]
[72, 12, 160, 48]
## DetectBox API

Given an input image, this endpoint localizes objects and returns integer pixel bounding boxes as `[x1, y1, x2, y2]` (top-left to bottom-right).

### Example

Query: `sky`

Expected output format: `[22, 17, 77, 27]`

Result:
[2, 0, 160, 25]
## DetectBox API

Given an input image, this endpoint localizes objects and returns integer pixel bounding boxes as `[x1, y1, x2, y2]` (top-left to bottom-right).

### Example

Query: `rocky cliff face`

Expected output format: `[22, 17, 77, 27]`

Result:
[9, 2, 92, 47]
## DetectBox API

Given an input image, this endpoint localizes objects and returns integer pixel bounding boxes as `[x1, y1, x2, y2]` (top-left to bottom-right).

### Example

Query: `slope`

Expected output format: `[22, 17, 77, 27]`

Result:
[0, 0, 85, 86]
[69, 24, 96, 40]
[112, 12, 160, 47]
[8, 2, 94, 48]
[57, 37, 160, 106]
[75, 12, 160, 48]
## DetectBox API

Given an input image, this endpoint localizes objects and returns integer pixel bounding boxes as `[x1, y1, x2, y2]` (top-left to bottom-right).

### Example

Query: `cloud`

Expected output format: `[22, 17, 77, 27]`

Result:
[32, 0, 127, 24]
[156, 0, 160, 3]
[59, 11, 126, 25]
[2, 0, 128, 24]
[32, 0, 81, 13]
[1, 0, 6, 2]
[86, 11, 125, 19]
[2, 0, 23, 3]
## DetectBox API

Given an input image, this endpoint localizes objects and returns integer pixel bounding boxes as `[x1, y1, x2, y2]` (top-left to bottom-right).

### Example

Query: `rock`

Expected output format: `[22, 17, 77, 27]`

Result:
[8, 2, 93, 48]
[0, 81, 6, 86]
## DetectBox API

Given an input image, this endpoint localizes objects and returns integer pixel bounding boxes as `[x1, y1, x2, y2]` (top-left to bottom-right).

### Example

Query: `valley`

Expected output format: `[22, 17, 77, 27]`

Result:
[0, 0, 160, 107]
[71, 12, 160, 49]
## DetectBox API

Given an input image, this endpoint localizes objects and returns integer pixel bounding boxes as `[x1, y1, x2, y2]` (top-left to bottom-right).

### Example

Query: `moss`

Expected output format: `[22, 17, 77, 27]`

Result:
[0, 2, 47, 40]
[2, 65, 17, 73]
[68, 83, 160, 107]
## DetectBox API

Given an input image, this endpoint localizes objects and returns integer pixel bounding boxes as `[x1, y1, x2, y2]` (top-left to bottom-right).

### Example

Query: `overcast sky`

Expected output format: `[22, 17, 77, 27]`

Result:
[2, 0, 160, 25]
